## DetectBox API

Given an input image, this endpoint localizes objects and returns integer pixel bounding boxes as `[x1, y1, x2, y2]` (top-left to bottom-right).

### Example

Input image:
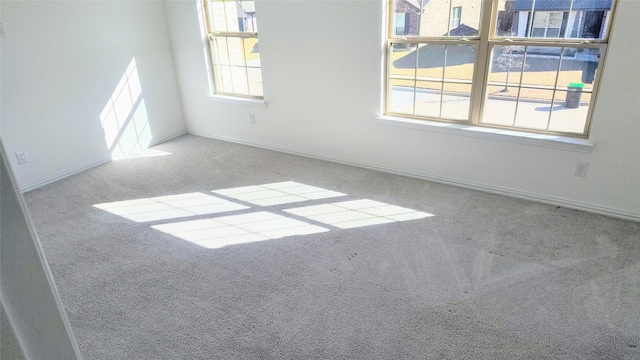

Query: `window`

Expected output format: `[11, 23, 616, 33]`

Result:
[451, 6, 462, 29]
[386, 0, 616, 138]
[203, 0, 263, 98]
[531, 11, 564, 38]
[395, 13, 407, 35]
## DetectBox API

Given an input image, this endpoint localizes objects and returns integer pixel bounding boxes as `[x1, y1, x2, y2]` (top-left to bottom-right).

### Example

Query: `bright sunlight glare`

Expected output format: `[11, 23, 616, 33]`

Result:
[100, 58, 157, 160]
[93, 192, 248, 223]
[152, 211, 329, 249]
[284, 199, 433, 229]
[213, 181, 346, 206]
[93, 182, 434, 249]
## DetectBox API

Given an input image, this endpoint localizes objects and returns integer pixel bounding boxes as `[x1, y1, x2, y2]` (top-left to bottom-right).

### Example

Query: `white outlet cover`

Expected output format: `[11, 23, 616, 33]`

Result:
[16, 152, 28, 164]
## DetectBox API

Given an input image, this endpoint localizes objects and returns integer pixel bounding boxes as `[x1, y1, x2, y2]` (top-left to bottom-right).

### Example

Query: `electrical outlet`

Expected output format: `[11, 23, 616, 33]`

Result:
[16, 151, 28, 165]
[574, 162, 588, 177]
[249, 113, 256, 125]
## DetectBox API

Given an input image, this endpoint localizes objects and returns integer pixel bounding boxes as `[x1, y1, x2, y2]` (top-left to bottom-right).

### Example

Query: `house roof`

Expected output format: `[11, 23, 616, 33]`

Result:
[406, 0, 421, 9]
[513, 0, 612, 11]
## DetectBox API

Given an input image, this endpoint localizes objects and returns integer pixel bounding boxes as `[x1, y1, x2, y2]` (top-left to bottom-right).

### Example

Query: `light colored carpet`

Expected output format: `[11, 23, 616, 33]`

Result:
[25, 134, 640, 359]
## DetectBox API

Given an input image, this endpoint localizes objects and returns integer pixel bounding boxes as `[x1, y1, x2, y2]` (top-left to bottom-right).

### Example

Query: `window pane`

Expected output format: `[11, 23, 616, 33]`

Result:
[230, 66, 249, 95]
[414, 81, 442, 118]
[488, 45, 526, 87]
[211, 37, 230, 65]
[514, 88, 554, 130]
[521, 46, 561, 88]
[390, 43, 418, 79]
[559, 47, 601, 89]
[208, 1, 257, 33]
[443, 45, 475, 81]
[418, 0, 481, 37]
[392, 0, 419, 36]
[388, 79, 415, 114]
[441, 83, 471, 120]
[213, 65, 234, 93]
[247, 68, 263, 96]
[226, 37, 245, 66]
[416, 44, 445, 81]
[548, 90, 590, 134]
[415, 44, 475, 81]
[243, 38, 260, 67]
[482, 85, 517, 127]
[495, 0, 613, 40]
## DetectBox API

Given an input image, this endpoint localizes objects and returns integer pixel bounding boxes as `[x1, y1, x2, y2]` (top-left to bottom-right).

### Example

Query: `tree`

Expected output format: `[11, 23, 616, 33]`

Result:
[495, 44, 529, 92]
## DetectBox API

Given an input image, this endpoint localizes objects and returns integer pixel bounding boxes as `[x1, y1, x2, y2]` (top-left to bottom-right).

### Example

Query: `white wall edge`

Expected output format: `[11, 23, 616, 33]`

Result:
[188, 130, 639, 223]
[377, 116, 595, 153]
[21, 130, 186, 193]
[1, 140, 83, 360]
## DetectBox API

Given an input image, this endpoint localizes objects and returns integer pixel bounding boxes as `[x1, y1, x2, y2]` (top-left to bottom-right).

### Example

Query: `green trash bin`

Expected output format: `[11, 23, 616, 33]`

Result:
[565, 82, 584, 108]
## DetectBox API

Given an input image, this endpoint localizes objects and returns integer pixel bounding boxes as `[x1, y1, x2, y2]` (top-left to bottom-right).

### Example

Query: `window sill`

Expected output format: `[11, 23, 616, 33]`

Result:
[206, 94, 268, 109]
[377, 116, 594, 153]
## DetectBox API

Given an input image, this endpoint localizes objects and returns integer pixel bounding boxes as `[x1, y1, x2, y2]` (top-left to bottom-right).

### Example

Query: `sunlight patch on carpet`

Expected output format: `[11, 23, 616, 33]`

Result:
[93, 193, 248, 222]
[213, 181, 346, 206]
[284, 199, 433, 229]
[151, 211, 329, 249]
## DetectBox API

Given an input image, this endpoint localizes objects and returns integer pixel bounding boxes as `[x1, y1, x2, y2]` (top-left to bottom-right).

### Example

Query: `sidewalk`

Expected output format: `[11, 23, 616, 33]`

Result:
[389, 87, 589, 134]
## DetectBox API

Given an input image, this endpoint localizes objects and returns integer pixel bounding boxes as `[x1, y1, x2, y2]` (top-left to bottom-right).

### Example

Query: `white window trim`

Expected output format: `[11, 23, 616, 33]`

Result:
[206, 94, 268, 108]
[376, 115, 593, 152]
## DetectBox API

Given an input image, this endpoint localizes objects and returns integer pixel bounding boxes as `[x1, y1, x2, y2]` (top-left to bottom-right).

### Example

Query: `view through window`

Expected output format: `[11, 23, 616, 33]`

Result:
[386, 0, 615, 137]
[204, 0, 263, 98]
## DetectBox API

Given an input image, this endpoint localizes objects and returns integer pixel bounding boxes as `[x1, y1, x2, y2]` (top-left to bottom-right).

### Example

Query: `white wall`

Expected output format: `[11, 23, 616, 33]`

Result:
[165, 0, 640, 221]
[1, 0, 186, 191]
[1, 141, 81, 360]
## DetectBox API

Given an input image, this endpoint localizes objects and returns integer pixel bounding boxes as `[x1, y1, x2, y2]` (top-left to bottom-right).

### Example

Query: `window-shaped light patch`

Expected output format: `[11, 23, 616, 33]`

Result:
[94, 192, 248, 223]
[212, 181, 346, 206]
[151, 211, 328, 249]
[284, 199, 433, 229]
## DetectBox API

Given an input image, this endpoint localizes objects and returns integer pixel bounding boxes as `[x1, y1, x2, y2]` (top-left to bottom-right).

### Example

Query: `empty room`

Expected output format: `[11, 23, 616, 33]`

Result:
[1, 0, 639, 359]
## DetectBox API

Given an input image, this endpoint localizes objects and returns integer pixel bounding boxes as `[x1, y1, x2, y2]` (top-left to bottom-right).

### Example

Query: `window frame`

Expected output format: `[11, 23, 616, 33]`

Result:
[203, 0, 264, 99]
[385, 0, 617, 139]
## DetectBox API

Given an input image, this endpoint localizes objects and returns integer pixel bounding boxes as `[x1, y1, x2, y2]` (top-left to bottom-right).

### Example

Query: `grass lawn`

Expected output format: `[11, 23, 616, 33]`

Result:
[388, 50, 593, 103]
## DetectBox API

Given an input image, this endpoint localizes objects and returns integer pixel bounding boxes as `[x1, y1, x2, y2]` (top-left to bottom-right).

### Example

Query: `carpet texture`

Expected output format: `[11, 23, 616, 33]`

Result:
[25, 135, 640, 359]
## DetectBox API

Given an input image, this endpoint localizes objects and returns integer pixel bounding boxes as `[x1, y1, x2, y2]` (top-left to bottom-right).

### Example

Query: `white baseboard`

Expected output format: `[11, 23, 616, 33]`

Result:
[188, 130, 640, 223]
[148, 129, 187, 147]
[20, 158, 112, 193]
[21, 130, 187, 193]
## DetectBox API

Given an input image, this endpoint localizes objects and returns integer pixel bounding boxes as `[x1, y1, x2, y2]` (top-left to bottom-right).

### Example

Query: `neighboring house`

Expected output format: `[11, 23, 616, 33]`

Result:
[238, 1, 257, 32]
[393, 0, 480, 37]
[508, 0, 613, 39]
[393, 0, 421, 36]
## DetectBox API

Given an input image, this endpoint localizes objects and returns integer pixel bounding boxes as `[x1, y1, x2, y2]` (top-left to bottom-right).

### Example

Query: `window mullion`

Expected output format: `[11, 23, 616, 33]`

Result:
[469, 0, 493, 125]
[412, 44, 419, 115]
